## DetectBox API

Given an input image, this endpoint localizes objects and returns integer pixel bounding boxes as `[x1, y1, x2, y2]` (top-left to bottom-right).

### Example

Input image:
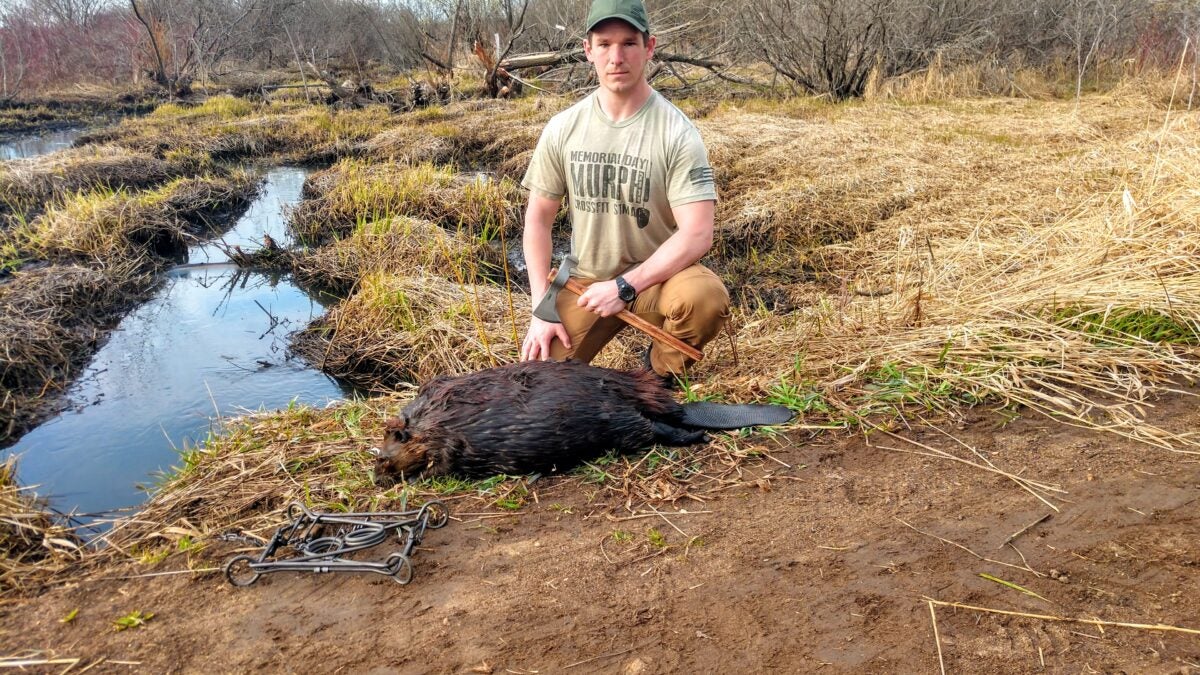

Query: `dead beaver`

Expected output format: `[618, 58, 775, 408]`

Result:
[374, 360, 793, 480]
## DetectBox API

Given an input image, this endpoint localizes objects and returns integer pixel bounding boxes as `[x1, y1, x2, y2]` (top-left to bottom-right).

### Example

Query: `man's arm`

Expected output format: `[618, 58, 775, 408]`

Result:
[575, 199, 715, 317]
[520, 192, 572, 361]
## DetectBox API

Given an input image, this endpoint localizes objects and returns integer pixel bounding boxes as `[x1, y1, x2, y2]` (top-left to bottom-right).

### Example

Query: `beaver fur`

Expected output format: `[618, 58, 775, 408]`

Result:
[376, 360, 707, 480]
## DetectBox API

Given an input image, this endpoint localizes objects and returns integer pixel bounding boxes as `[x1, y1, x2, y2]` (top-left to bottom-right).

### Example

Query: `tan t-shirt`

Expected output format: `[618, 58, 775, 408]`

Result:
[521, 90, 717, 280]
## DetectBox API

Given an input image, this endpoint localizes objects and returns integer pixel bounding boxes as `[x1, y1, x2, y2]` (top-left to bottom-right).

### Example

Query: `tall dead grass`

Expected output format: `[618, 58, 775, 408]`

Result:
[702, 101, 1200, 450]
[357, 97, 561, 177]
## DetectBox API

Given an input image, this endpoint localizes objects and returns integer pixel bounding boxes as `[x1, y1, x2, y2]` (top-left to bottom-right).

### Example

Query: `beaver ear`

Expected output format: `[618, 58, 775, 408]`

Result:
[384, 414, 408, 432]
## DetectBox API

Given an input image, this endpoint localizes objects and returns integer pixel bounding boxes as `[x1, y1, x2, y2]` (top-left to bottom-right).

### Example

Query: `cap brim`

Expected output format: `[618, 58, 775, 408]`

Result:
[586, 14, 648, 34]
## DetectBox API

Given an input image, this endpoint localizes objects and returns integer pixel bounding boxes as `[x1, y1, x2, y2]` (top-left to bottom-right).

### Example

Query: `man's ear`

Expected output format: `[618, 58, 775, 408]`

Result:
[583, 36, 595, 63]
[645, 34, 656, 60]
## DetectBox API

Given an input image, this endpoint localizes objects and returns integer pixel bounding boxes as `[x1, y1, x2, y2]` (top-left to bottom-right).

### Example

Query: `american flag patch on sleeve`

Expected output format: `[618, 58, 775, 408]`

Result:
[688, 166, 714, 186]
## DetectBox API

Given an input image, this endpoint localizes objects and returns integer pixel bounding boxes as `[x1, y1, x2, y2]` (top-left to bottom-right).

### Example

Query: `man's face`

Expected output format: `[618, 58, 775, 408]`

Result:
[584, 19, 656, 96]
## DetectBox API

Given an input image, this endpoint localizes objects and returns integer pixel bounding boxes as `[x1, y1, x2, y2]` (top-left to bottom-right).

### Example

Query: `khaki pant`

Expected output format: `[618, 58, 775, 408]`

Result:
[548, 264, 730, 376]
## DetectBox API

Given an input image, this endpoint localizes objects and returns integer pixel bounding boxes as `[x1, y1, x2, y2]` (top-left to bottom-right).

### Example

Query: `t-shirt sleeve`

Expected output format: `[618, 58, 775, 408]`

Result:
[665, 126, 718, 208]
[521, 121, 567, 201]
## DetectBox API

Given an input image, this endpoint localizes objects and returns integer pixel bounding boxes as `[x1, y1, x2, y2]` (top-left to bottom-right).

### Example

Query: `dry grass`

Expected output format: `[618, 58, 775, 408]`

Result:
[0, 262, 153, 445]
[357, 96, 563, 178]
[292, 215, 506, 295]
[13, 172, 258, 264]
[291, 273, 526, 390]
[287, 159, 522, 246]
[79, 97, 396, 164]
[0, 454, 81, 597]
[0, 145, 206, 226]
[695, 100, 1200, 450]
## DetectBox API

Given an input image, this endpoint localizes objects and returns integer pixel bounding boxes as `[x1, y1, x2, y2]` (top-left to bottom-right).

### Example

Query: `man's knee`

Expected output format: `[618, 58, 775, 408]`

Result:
[662, 269, 730, 325]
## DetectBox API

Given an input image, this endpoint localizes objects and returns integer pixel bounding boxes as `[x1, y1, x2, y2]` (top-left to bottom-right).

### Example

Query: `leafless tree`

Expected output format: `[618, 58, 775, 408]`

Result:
[0, 31, 27, 101]
[744, 0, 894, 99]
[1056, 0, 1136, 105]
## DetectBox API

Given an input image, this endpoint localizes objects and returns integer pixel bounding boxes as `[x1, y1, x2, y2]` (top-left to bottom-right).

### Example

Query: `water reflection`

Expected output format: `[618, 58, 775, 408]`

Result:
[0, 128, 81, 160]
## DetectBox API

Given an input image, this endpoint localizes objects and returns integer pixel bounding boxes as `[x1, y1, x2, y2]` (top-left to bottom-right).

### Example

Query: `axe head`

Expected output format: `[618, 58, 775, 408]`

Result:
[532, 254, 578, 323]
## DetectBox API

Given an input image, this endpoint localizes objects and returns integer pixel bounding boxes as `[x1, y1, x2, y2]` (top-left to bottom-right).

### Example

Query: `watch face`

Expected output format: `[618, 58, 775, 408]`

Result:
[617, 278, 636, 302]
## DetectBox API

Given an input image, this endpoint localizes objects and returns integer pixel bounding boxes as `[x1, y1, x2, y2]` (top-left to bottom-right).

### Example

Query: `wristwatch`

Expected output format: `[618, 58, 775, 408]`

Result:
[615, 275, 637, 303]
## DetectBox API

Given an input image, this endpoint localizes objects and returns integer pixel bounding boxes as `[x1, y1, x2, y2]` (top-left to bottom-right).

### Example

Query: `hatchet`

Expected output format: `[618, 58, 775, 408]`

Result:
[532, 255, 704, 362]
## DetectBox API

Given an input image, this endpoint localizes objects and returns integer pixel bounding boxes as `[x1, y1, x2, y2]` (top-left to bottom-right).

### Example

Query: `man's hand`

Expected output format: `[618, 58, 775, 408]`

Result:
[577, 280, 626, 317]
[521, 316, 572, 362]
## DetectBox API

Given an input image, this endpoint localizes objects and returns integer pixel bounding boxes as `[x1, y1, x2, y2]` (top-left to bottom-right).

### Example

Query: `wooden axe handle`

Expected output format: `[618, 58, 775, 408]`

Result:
[550, 271, 704, 362]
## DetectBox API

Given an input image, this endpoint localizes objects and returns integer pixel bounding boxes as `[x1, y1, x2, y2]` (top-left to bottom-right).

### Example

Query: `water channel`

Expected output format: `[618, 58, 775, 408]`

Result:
[5, 165, 353, 518]
[0, 127, 81, 160]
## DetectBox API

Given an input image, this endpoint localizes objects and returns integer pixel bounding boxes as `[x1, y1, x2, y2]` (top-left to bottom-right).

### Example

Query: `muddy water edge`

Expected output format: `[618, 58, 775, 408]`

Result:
[3, 163, 355, 519]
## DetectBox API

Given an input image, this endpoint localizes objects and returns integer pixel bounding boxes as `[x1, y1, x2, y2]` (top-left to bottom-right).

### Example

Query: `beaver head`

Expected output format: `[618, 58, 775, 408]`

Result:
[375, 414, 430, 481]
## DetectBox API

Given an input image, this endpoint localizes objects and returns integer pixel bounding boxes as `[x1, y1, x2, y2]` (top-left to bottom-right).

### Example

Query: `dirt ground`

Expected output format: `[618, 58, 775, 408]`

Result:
[2, 391, 1199, 673]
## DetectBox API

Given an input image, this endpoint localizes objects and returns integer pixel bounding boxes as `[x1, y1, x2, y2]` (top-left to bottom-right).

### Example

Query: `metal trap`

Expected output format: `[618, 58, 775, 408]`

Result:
[222, 500, 448, 587]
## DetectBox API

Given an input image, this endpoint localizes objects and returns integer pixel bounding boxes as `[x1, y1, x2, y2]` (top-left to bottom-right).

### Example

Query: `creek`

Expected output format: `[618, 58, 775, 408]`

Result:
[5, 166, 353, 519]
[0, 127, 81, 160]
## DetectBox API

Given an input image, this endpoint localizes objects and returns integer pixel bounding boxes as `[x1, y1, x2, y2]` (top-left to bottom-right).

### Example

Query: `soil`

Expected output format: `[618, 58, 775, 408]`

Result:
[3, 393, 1199, 673]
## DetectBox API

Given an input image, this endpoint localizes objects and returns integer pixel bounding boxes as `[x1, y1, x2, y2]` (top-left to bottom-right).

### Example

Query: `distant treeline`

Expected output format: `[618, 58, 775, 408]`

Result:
[0, 0, 1196, 100]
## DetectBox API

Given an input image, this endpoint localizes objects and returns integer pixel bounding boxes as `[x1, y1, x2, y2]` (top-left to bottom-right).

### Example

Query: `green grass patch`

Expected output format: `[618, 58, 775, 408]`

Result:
[1054, 306, 1200, 345]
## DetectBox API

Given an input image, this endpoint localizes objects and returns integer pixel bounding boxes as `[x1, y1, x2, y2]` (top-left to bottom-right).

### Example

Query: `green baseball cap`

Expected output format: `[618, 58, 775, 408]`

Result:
[585, 0, 650, 34]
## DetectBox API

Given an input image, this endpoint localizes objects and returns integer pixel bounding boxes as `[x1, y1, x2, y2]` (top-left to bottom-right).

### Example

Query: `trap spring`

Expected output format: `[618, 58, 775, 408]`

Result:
[222, 500, 449, 587]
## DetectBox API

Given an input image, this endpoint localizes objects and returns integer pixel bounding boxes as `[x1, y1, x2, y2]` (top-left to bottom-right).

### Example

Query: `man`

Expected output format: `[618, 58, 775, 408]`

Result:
[519, 0, 729, 382]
